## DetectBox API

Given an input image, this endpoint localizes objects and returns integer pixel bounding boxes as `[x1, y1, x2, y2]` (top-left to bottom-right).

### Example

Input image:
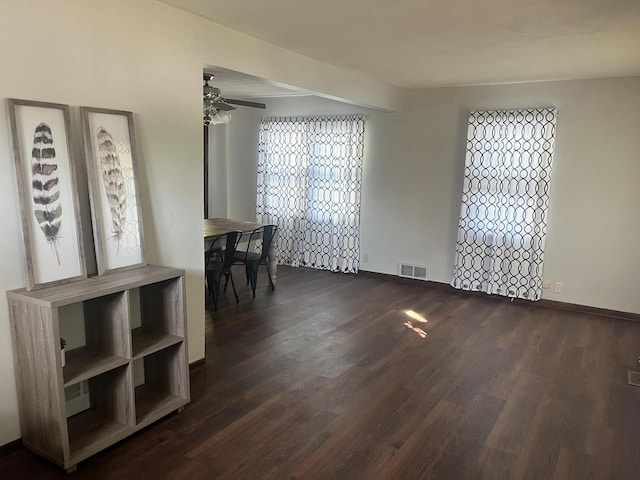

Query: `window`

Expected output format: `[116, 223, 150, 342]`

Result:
[452, 108, 557, 300]
[256, 115, 364, 273]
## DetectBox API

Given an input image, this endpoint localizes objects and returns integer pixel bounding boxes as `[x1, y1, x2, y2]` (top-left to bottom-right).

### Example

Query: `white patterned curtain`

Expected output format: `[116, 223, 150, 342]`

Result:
[452, 108, 557, 300]
[257, 115, 364, 273]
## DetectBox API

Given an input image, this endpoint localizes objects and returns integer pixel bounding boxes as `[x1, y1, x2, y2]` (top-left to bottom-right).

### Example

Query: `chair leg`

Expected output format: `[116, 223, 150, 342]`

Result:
[206, 271, 214, 303]
[265, 262, 275, 291]
[248, 264, 257, 298]
[223, 271, 230, 292]
[211, 279, 219, 312]
[229, 270, 239, 303]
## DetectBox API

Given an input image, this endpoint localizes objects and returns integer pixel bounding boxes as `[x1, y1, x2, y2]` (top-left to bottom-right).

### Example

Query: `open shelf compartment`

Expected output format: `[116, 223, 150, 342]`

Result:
[131, 278, 184, 359]
[8, 266, 189, 472]
[133, 343, 188, 425]
[61, 291, 130, 387]
[66, 364, 133, 464]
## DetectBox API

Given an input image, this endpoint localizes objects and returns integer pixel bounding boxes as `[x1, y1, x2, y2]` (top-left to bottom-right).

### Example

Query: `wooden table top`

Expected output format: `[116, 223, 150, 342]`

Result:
[204, 218, 264, 239]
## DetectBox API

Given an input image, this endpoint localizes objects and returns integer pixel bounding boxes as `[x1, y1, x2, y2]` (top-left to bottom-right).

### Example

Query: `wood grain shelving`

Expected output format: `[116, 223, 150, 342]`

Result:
[8, 265, 190, 473]
[132, 329, 183, 359]
[63, 349, 129, 387]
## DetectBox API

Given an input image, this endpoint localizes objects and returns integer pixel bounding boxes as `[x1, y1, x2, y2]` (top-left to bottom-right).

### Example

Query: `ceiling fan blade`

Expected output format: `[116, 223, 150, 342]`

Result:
[226, 98, 267, 109]
[215, 102, 236, 111]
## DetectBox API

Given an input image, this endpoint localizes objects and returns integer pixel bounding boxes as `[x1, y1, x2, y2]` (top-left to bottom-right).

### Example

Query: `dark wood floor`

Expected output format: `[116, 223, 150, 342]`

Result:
[2, 265, 640, 479]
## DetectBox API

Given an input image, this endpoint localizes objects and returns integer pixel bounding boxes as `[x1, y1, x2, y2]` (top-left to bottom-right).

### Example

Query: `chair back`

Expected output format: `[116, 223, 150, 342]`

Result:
[206, 230, 241, 270]
[236, 225, 277, 262]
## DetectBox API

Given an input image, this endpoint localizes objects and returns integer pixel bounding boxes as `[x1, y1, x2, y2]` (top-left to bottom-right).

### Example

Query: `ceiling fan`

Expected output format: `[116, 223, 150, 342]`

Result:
[203, 73, 266, 118]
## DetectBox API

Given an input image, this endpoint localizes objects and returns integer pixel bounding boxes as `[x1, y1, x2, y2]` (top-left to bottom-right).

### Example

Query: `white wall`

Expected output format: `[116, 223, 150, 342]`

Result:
[220, 96, 378, 220]
[0, 0, 400, 446]
[208, 124, 229, 218]
[224, 79, 640, 315]
[207, 107, 261, 221]
[367, 77, 640, 314]
[0, 0, 205, 446]
[226, 107, 262, 221]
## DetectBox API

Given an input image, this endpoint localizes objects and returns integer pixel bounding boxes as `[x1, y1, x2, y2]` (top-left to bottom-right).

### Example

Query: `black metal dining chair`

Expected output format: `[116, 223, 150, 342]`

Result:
[231, 225, 277, 298]
[205, 230, 242, 311]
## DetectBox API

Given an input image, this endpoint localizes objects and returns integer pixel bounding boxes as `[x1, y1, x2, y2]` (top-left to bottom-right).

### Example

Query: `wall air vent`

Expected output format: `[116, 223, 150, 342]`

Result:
[399, 263, 430, 281]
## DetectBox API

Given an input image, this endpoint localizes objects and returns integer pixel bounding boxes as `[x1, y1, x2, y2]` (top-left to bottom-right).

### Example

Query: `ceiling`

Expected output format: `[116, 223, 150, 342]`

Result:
[163, 0, 640, 89]
[204, 66, 311, 99]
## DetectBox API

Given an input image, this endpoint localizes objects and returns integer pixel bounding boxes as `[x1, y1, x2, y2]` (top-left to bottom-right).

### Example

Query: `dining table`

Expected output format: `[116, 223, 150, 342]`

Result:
[204, 218, 278, 285]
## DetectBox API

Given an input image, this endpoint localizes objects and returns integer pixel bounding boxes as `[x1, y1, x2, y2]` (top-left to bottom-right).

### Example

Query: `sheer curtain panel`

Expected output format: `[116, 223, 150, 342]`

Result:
[256, 115, 364, 273]
[451, 108, 557, 300]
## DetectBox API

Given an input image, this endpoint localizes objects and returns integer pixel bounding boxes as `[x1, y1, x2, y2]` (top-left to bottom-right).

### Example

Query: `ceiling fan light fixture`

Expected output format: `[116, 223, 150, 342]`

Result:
[203, 75, 232, 126]
[208, 109, 231, 125]
[202, 72, 266, 125]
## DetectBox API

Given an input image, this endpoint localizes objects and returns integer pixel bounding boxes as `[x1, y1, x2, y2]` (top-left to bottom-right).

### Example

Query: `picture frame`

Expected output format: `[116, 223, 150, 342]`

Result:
[80, 107, 145, 275]
[7, 99, 87, 290]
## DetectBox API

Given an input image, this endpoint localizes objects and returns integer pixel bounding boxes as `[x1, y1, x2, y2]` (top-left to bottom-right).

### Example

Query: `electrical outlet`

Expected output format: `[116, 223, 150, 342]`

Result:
[542, 282, 550, 289]
[554, 282, 563, 294]
[362, 252, 369, 262]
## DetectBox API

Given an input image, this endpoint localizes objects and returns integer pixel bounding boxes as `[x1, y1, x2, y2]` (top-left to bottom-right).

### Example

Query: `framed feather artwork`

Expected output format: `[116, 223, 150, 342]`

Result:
[7, 99, 87, 290]
[81, 107, 145, 275]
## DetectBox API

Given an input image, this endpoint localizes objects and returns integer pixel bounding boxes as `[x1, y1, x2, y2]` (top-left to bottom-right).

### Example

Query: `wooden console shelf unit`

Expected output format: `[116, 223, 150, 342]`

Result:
[7, 265, 190, 473]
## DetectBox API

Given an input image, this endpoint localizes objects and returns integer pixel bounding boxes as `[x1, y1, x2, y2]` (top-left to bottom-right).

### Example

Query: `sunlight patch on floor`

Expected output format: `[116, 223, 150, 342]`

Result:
[404, 309, 428, 323]
[403, 321, 427, 338]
